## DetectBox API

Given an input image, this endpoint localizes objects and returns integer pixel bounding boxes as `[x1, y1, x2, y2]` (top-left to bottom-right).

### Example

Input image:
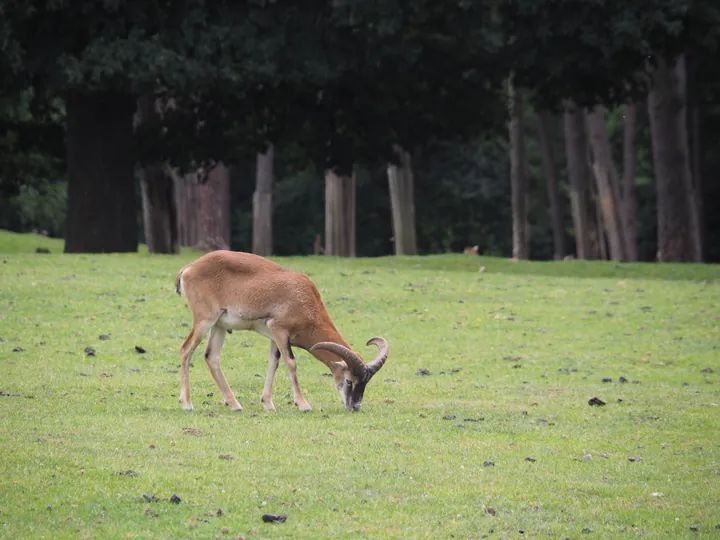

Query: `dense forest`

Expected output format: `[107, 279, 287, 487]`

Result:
[1, 1, 719, 262]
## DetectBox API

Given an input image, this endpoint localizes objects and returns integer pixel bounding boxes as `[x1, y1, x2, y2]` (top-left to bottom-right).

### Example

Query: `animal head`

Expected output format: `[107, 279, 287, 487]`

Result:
[310, 337, 389, 411]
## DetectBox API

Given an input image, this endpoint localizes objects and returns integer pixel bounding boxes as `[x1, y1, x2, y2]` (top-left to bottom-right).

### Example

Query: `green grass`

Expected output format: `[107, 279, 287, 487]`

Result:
[1, 229, 719, 539]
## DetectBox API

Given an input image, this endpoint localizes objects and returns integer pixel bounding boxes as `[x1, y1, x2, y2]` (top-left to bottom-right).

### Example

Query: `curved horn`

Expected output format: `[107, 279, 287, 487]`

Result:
[310, 342, 367, 377]
[365, 337, 389, 377]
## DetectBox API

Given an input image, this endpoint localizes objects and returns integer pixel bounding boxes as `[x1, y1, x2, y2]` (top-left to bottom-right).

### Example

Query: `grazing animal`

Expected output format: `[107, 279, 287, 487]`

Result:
[175, 250, 389, 412]
[463, 245, 479, 255]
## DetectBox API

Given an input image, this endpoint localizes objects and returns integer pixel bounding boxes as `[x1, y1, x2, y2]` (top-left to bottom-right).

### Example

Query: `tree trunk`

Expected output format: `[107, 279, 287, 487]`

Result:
[197, 164, 231, 251]
[648, 54, 702, 262]
[140, 168, 178, 254]
[173, 172, 200, 248]
[137, 95, 178, 254]
[563, 102, 592, 259]
[536, 111, 566, 260]
[508, 78, 528, 260]
[324, 169, 356, 257]
[690, 100, 704, 257]
[586, 105, 626, 261]
[253, 145, 274, 257]
[64, 91, 137, 253]
[387, 146, 418, 255]
[622, 103, 638, 261]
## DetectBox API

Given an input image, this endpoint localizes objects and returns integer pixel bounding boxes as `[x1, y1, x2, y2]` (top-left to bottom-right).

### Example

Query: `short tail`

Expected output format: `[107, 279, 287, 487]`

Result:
[175, 265, 190, 296]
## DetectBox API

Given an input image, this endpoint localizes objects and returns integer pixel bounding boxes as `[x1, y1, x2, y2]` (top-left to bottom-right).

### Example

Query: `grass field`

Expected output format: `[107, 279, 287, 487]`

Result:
[1, 229, 719, 539]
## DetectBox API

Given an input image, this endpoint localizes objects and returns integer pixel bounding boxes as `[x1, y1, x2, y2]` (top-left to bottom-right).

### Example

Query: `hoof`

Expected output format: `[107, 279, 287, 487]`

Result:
[182, 404, 194, 412]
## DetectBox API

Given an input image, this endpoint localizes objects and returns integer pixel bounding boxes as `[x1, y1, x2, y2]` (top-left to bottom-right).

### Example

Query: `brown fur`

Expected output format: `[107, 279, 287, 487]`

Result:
[463, 245, 479, 255]
[175, 250, 366, 413]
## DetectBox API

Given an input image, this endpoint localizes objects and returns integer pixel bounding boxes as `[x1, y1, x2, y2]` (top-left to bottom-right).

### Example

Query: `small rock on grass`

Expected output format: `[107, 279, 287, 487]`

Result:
[525, 457, 536, 463]
[170, 494, 181, 504]
[261, 513, 287, 523]
[701, 367, 714, 373]
[415, 368, 431, 376]
[483, 461, 495, 467]
[143, 493, 159, 502]
[619, 376, 629, 383]
[12, 347, 23, 352]
[99, 334, 110, 340]
[135, 345, 147, 353]
[588, 397, 606, 406]
[582, 454, 592, 461]
[601, 377, 613, 383]
[84, 347, 96, 357]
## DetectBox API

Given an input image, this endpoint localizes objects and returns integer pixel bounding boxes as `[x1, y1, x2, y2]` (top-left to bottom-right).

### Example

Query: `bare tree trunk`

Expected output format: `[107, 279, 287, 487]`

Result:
[563, 102, 591, 259]
[137, 95, 178, 254]
[64, 91, 137, 253]
[325, 169, 356, 257]
[648, 54, 702, 262]
[690, 100, 704, 256]
[253, 145, 274, 257]
[592, 184, 608, 260]
[536, 111, 566, 260]
[140, 169, 178, 253]
[173, 172, 200, 248]
[622, 104, 638, 261]
[586, 105, 626, 261]
[508, 78, 528, 260]
[196, 164, 231, 251]
[387, 146, 418, 255]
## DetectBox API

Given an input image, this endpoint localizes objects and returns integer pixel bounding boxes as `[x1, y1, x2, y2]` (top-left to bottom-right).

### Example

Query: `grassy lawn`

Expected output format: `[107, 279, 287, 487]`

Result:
[1, 229, 719, 539]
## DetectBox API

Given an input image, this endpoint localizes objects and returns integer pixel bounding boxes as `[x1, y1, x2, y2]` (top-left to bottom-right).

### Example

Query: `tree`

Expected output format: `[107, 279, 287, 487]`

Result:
[387, 146, 418, 255]
[64, 91, 138, 253]
[648, 55, 702, 262]
[586, 105, 627, 261]
[253, 146, 274, 257]
[197, 164, 231, 251]
[508, 78, 528, 260]
[137, 95, 178, 254]
[621, 103, 639, 261]
[563, 103, 596, 259]
[173, 172, 200, 249]
[535, 111, 566, 259]
[325, 170, 356, 257]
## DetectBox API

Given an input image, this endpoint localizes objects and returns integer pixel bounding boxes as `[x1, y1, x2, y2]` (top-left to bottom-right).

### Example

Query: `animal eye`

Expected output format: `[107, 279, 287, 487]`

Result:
[345, 379, 352, 386]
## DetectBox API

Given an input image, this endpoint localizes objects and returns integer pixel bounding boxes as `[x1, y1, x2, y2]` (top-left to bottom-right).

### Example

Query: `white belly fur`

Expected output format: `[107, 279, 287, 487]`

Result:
[216, 311, 274, 339]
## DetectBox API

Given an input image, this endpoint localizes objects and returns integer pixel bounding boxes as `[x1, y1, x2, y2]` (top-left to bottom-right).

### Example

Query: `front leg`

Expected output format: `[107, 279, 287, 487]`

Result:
[269, 323, 312, 412]
[261, 341, 280, 411]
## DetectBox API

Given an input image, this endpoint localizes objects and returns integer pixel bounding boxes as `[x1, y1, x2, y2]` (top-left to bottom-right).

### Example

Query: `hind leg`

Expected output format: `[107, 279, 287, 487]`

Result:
[204, 325, 242, 411]
[179, 320, 213, 411]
